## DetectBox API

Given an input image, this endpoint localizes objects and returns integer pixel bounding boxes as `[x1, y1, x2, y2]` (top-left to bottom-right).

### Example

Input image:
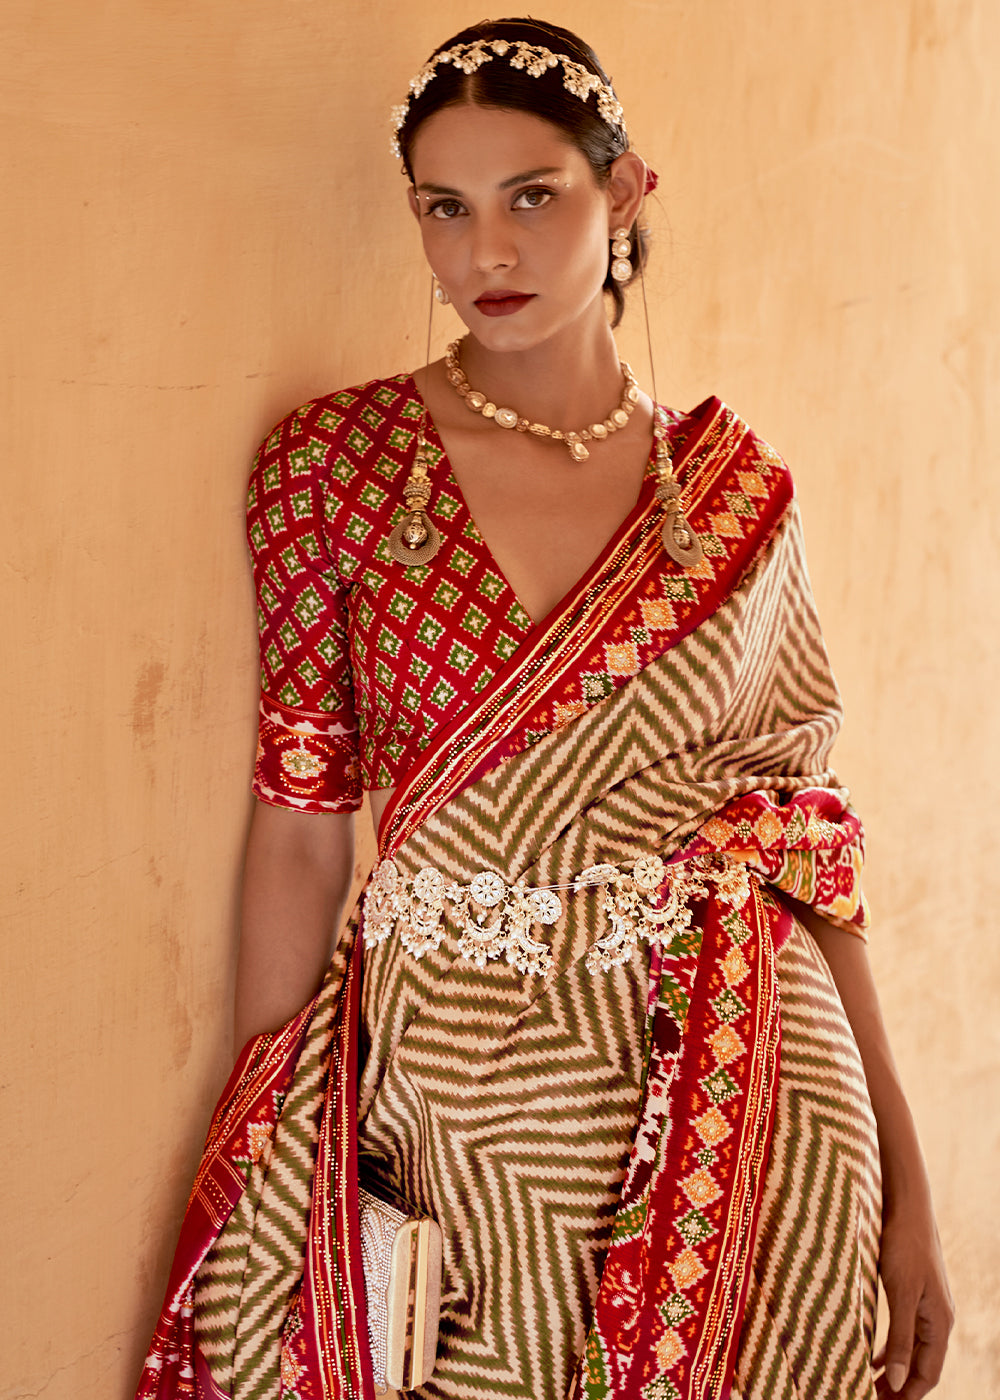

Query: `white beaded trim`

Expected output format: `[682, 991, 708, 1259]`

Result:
[363, 854, 750, 977]
[390, 39, 627, 158]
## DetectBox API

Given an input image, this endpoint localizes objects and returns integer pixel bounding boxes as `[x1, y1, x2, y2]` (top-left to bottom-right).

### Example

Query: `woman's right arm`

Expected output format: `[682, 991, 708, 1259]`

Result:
[233, 800, 356, 1054]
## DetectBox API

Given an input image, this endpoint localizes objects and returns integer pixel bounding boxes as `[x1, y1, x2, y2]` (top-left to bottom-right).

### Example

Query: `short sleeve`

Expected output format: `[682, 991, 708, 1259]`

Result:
[246, 409, 363, 814]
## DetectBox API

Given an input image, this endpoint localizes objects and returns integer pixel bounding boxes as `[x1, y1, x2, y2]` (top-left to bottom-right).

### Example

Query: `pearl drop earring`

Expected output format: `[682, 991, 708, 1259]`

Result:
[610, 227, 632, 282]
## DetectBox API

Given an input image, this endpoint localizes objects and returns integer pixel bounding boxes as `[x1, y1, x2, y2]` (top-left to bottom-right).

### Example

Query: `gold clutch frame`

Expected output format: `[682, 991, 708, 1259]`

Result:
[358, 1186, 443, 1393]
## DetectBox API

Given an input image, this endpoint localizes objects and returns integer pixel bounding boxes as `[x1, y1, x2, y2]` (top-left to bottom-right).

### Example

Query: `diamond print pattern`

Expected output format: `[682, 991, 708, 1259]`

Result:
[245, 376, 555, 808]
[248, 380, 790, 820]
[675, 1208, 714, 1248]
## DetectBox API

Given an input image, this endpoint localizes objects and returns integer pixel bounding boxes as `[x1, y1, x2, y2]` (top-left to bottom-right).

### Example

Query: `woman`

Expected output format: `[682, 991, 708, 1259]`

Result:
[136, 18, 952, 1400]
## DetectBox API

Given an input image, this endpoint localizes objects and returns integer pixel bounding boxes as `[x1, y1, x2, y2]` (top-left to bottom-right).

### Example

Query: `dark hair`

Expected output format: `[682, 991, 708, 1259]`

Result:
[396, 17, 648, 328]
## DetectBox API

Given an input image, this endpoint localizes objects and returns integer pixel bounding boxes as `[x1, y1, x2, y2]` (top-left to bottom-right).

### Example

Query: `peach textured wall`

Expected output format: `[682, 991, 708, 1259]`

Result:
[2, 1, 997, 1396]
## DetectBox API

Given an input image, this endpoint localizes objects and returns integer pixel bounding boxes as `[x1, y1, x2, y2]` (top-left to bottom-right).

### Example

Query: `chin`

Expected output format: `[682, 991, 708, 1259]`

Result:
[463, 306, 576, 356]
[469, 290, 608, 356]
[468, 323, 543, 354]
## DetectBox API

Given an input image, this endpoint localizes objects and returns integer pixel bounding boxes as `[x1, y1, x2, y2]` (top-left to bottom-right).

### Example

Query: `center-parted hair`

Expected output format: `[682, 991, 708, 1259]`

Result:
[396, 17, 649, 327]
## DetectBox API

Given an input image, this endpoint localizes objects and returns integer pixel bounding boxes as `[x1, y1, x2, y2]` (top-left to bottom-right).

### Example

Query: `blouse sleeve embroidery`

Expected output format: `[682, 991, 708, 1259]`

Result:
[247, 406, 363, 815]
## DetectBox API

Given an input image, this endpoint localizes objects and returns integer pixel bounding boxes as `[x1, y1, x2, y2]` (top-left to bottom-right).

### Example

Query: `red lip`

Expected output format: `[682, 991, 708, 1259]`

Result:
[474, 291, 536, 318]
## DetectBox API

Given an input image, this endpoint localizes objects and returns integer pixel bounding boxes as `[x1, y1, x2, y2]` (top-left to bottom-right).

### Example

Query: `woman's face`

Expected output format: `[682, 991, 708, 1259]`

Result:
[408, 104, 616, 353]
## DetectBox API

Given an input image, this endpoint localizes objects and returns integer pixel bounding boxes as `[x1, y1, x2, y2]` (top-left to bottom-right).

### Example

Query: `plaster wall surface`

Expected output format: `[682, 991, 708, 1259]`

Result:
[1, 2, 996, 1396]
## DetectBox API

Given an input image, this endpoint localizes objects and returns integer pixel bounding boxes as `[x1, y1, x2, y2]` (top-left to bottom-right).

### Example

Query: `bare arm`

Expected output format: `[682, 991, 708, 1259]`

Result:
[234, 800, 357, 1052]
[787, 900, 954, 1398]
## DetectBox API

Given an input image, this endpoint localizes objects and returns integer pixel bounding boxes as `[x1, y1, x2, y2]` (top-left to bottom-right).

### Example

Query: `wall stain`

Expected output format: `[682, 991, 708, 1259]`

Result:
[132, 658, 166, 747]
[158, 900, 194, 1074]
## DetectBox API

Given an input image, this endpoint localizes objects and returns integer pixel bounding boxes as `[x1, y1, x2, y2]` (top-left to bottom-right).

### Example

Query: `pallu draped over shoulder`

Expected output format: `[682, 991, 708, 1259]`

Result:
[136, 398, 880, 1400]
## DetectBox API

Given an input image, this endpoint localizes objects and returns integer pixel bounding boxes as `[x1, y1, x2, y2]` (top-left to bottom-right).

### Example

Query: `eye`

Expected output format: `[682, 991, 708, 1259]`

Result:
[427, 198, 465, 220]
[513, 186, 554, 210]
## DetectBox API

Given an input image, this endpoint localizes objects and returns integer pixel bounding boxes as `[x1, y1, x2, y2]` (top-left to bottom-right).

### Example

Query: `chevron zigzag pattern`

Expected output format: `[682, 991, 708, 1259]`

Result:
[732, 920, 880, 1398]
[187, 500, 878, 1399]
[395, 502, 843, 905]
[351, 512, 869, 1397]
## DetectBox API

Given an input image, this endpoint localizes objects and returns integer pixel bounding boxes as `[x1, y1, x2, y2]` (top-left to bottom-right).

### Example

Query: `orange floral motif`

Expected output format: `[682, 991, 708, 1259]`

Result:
[604, 640, 640, 676]
[553, 700, 588, 728]
[669, 1248, 707, 1290]
[681, 1166, 722, 1209]
[710, 510, 743, 538]
[655, 1327, 687, 1369]
[694, 1104, 731, 1147]
[709, 1023, 744, 1066]
[753, 807, 783, 847]
[640, 597, 677, 630]
[737, 468, 766, 495]
[699, 816, 735, 849]
[721, 945, 750, 987]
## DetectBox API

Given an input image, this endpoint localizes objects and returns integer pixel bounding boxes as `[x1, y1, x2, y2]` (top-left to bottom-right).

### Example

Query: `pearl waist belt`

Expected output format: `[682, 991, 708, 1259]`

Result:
[363, 854, 751, 977]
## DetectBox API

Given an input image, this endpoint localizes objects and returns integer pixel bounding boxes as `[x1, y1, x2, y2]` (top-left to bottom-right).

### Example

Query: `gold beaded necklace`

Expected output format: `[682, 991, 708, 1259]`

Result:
[387, 348, 704, 571]
[443, 340, 640, 463]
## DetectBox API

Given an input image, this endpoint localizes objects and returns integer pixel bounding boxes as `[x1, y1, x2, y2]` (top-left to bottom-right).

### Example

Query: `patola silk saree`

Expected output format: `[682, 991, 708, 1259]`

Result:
[136, 400, 878, 1400]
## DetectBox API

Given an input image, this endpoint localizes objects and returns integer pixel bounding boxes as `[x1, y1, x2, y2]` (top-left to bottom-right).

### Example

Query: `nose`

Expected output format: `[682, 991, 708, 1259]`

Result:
[469, 211, 518, 275]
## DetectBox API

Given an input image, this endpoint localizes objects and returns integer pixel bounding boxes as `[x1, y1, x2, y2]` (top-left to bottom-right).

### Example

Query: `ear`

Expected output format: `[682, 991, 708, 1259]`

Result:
[407, 185, 422, 223]
[606, 151, 646, 232]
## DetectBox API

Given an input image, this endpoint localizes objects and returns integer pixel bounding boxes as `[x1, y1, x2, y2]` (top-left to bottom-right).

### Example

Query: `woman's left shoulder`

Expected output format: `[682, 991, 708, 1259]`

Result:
[667, 395, 795, 507]
[673, 396, 788, 467]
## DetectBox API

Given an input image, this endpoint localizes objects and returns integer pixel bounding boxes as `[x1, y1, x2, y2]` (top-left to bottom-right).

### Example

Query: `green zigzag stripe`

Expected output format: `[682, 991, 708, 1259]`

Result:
[732, 923, 879, 1397]
[189, 504, 874, 1399]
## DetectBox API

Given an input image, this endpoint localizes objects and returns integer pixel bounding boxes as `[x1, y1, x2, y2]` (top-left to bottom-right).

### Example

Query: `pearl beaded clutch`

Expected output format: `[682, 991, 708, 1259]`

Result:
[359, 1186, 443, 1393]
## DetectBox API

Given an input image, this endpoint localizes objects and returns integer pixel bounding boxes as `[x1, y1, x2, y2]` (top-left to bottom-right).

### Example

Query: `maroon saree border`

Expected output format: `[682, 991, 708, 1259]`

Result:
[575, 781, 867, 1398]
[276, 930, 375, 1399]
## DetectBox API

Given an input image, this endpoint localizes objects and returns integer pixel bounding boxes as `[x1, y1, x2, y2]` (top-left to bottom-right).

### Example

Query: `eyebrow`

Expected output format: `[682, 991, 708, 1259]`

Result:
[415, 166, 564, 196]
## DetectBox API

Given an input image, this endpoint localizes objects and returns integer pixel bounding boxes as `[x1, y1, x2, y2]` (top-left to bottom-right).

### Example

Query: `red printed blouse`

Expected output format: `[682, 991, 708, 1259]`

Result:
[248, 375, 535, 812]
[248, 374, 681, 814]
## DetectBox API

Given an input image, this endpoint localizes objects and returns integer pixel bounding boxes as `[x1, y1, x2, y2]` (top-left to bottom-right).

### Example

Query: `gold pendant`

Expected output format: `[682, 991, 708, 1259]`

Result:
[388, 511, 441, 566]
[662, 510, 704, 568]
